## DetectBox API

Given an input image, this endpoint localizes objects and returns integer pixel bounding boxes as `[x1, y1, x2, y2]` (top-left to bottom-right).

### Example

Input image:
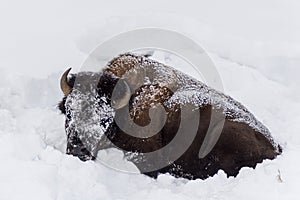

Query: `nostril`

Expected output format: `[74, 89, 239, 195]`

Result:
[66, 142, 93, 161]
[68, 146, 90, 156]
[81, 148, 87, 153]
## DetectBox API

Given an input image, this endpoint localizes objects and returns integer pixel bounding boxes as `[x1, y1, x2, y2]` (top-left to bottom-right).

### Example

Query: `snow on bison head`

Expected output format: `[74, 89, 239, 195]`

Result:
[58, 53, 281, 180]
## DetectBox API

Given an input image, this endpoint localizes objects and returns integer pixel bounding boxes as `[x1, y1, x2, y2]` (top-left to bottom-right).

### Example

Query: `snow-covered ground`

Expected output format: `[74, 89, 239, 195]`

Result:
[0, 0, 299, 199]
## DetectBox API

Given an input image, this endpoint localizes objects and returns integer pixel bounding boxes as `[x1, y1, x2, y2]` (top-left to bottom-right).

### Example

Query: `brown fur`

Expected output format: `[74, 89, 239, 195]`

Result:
[109, 89, 280, 179]
[60, 53, 281, 180]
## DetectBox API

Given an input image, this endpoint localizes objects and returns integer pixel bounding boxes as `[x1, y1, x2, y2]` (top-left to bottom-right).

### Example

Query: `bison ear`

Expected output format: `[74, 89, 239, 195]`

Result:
[111, 79, 132, 110]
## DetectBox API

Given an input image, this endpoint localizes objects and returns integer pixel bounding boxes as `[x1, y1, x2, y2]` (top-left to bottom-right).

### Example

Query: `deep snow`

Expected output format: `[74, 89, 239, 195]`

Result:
[0, 0, 299, 199]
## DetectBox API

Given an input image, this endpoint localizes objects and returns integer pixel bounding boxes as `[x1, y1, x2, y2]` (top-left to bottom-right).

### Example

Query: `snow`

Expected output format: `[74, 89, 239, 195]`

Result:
[65, 72, 115, 158]
[0, 0, 299, 199]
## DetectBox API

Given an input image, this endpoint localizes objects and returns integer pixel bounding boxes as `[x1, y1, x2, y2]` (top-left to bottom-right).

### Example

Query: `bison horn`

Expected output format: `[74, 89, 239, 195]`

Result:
[60, 68, 72, 96]
[112, 79, 132, 110]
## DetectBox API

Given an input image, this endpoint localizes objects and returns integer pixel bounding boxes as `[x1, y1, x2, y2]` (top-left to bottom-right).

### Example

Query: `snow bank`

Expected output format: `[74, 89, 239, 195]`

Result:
[0, 50, 298, 200]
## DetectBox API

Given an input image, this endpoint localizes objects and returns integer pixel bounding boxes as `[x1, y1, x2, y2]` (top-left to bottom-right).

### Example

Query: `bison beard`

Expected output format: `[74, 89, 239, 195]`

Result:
[58, 53, 282, 180]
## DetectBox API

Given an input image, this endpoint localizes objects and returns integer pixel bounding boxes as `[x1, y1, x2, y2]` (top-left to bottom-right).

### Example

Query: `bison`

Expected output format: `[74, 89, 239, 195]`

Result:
[58, 53, 281, 180]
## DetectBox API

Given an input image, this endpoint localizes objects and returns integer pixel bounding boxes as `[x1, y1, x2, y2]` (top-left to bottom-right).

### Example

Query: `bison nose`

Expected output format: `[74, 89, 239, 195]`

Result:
[66, 144, 95, 161]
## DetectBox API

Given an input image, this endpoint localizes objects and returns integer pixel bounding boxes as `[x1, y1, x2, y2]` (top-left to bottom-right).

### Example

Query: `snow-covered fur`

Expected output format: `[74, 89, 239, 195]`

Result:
[59, 53, 281, 180]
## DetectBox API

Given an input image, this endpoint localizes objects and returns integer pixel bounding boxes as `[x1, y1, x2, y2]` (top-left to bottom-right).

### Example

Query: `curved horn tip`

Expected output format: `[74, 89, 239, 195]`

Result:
[65, 67, 72, 74]
[60, 67, 72, 96]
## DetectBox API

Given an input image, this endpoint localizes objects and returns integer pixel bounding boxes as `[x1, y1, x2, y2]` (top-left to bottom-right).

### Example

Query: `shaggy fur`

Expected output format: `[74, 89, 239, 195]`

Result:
[59, 53, 281, 180]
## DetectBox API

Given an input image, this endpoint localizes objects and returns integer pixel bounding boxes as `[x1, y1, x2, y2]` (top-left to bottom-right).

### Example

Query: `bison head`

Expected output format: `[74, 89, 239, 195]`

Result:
[59, 68, 131, 161]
